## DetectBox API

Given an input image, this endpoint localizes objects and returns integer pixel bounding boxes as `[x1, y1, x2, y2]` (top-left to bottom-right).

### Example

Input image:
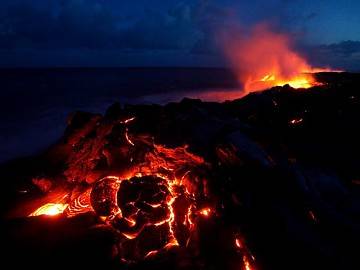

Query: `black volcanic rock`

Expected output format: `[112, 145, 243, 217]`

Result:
[1, 72, 360, 270]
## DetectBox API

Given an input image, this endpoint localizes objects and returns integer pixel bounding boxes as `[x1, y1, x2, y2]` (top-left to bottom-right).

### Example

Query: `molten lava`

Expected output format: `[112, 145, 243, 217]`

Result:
[289, 117, 304, 125]
[29, 153, 201, 260]
[224, 24, 340, 94]
[235, 238, 243, 249]
[258, 72, 317, 89]
[30, 203, 68, 216]
[24, 110, 260, 268]
[27, 115, 212, 261]
[243, 255, 253, 270]
[199, 207, 212, 217]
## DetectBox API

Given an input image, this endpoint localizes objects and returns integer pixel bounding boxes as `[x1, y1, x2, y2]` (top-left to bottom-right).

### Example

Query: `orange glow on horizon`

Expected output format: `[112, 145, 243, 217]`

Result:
[224, 24, 342, 95]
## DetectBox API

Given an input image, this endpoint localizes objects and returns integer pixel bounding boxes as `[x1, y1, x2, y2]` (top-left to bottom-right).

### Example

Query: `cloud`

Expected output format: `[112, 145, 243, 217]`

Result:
[0, 0, 208, 51]
[302, 40, 360, 71]
[0, 0, 358, 69]
[119, 7, 201, 50]
[321, 40, 360, 56]
[0, 0, 118, 49]
[0, 0, 231, 66]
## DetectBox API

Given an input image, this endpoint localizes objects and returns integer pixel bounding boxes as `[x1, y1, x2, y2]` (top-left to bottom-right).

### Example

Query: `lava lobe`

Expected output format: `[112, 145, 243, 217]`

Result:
[90, 175, 193, 261]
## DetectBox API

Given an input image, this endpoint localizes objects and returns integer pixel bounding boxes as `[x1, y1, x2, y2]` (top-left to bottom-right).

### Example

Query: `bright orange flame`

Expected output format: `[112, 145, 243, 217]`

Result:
[30, 203, 68, 216]
[224, 24, 341, 95]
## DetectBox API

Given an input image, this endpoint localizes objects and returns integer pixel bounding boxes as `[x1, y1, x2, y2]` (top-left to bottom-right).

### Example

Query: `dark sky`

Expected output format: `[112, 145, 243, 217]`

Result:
[0, 0, 359, 70]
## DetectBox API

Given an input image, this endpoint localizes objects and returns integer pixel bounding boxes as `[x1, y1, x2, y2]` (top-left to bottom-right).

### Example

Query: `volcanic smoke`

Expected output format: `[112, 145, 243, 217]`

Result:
[224, 24, 337, 94]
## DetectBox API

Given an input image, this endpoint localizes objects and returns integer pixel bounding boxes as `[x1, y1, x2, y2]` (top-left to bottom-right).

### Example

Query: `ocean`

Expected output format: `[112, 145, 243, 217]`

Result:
[0, 67, 240, 162]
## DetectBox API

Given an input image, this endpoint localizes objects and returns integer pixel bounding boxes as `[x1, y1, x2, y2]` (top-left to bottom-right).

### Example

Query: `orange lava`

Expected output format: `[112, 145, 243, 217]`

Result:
[125, 128, 135, 146]
[224, 24, 341, 95]
[243, 255, 253, 270]
[199, 207, 212, 217]
[120, 116, 136, 124]
[30, 203, 68, 216]
[66, 188, 93, 217]
[235, 238, 243, 249]
[289, 118, 304, 125]
[26, 115, 213, 262]
[258, 73, 317, 89]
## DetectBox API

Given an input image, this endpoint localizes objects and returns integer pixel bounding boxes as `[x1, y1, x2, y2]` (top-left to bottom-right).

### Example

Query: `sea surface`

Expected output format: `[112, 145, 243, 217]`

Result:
[0, 68, 240, 162]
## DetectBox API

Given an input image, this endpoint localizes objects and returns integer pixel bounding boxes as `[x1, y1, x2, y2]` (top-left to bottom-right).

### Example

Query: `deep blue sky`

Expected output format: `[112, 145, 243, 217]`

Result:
[0, 0, 359, 70]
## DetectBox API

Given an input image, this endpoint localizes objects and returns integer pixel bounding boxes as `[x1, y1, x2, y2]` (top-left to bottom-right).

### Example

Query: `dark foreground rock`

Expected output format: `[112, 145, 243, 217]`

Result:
[1, 73, 360, 270]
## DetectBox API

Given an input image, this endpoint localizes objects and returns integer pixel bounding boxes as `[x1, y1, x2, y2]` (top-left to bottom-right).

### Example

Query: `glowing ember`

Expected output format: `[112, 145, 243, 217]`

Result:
[224, 24, 341, 95]
[121, 116, 136, 124]
[352, 179, 360, 185]
[199, 207, 212, 217]
[145, 250, 158, 258]
[243, 255, 253, 270]
[289, 118, 303, 125]
[308, 210, 317, 222]
[30, 203, 68, 216]
[235, 238, 243, 249]
[125, 128, 135, 146]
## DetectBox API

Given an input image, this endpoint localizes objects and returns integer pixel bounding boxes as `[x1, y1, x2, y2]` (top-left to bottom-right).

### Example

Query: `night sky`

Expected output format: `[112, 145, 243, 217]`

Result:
[0, 0, 359, 70]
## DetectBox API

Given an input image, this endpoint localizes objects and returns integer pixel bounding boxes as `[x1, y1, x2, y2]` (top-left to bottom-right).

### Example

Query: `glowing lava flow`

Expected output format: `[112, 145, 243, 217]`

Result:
[199, 207, 212, 217]
[30, 203, 68, 216]
[88, 173, 198, 261]
[224, 24, 342, 94]
[257, 72, 319, 89]
[66, 188, 93, 217]
[27, 115, 212, 262]
[235, 238, 243, 249]
[234, 236, 256, 270]
[243, 256, 253, 270]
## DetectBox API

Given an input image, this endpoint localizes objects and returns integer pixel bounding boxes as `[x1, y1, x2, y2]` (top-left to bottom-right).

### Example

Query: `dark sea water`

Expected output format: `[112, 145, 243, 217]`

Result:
[0, 68, 240, 162]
